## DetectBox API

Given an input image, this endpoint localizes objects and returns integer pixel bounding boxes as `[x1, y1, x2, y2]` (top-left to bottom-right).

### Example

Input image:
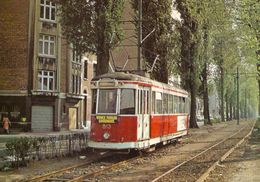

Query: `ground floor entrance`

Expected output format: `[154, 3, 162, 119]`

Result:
[31, 106, 53, 132]
[0, 95, 89, 133]
[69, 107, 78, 130]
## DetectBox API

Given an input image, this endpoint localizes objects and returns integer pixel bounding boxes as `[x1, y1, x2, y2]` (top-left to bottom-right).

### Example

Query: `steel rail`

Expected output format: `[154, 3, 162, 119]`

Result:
[196, 121, 256, 182]
[151, 123, 253, 182]
[67, 155, 141, 182]
[26, 153, 112, 182]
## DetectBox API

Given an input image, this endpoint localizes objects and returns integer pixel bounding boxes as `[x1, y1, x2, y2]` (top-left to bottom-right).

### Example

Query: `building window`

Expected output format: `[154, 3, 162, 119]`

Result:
[38, 70, 55, 91]
[84, 60, 88, 79]
[71, 49, 82, 94]
[93, 64, 97, 77]
[39, 34, 55, 56]
[72, 49, 81, 63]
[72, 74, 81, 94]
[40, 0, 56, 22]
[38, 57, 56, 70]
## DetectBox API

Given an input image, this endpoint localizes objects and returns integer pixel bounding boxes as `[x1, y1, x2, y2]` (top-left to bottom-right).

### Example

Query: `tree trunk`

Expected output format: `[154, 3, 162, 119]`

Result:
[189, 54, 198, 128]
[233, 106, 236, 119]
[96, 47, 110, 76]
[95, 1, 110, 76]
[229, 99, 233, 121]
[190, 77, 198, 128]
[202, 63, 211, 125]
[201, 24, 211, 125]
[225, 94, 229, 121]
[220, 64, 225, 121]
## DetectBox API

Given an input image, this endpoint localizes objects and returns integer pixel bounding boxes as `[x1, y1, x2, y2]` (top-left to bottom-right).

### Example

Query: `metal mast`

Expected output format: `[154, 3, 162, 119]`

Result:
[137, 0, 142, 74]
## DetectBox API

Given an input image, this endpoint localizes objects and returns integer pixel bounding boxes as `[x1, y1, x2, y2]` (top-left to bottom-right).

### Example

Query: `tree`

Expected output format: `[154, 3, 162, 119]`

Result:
[55, 0, 124, 75]
[235, 0, 259, 116]
[131, 0, 179, 83]
[175, 0, 203, 128]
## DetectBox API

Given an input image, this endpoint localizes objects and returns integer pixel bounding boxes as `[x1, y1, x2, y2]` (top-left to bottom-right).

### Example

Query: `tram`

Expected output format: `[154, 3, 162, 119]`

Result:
[88, 72, 189, 151]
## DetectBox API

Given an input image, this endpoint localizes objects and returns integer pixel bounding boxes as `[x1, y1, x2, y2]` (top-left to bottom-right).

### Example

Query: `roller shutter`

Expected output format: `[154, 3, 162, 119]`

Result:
[31, 106, 53, 132]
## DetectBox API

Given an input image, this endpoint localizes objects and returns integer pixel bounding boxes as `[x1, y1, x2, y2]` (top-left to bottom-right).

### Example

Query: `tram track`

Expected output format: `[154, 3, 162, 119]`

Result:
[25, 151, 140, 182]
[25, 152, 113, 182]
[76, 123, 248, 182]
[24, 121, 254, 182]
[151, 121, 255, 182]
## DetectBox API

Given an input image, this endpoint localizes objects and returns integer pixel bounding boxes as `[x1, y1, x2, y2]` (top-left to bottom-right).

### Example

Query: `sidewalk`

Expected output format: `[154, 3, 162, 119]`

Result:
[228, 127, 260, 182]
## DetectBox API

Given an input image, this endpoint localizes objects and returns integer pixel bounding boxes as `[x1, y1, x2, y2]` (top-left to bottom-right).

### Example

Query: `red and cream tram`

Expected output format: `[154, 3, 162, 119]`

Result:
[88, 72, 189, 151]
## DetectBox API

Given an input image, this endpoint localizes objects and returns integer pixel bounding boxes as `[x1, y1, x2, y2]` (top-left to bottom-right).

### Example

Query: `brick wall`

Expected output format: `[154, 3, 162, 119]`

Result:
[0, 0, 30, 91]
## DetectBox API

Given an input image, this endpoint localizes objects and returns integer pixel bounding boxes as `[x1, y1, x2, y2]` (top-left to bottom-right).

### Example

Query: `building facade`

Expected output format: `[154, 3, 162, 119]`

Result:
[0, 0, 95, 132]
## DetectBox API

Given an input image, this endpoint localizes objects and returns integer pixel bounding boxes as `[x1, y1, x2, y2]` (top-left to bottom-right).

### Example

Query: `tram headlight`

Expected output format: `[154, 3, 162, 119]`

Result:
[103, 132, 110, 139]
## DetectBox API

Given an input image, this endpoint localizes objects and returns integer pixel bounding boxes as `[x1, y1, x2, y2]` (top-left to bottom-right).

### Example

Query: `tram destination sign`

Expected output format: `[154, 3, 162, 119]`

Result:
[96, 115, 117, 123]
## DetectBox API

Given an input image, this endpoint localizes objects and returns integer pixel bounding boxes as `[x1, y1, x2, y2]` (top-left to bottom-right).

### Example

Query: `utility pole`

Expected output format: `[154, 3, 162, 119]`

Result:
[245, 87, 247, 120]
[237, 67, 240, 125]
[257, 64, 260, 117]
[137, 0, 142, 74]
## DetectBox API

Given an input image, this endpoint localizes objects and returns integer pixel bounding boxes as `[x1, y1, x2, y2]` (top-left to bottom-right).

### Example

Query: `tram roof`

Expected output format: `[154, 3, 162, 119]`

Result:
[92, 72, 151, 82]
[92, 72, 188, 94]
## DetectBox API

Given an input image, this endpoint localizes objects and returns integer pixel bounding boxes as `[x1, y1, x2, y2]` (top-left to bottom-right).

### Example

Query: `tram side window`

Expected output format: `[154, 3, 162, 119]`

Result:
[174, 96, 179, 113]
[98, 89, 117, 114]
[91, 89, 97, 114]
[179, 97, 183, 113]
[155, 92, 162, 114]
[163, 94, 168, 114]
[152, 91, 155, 114]
[184, 98, 187, 113]
[120, 89, 135, 114]
[168, 95, 173, 114]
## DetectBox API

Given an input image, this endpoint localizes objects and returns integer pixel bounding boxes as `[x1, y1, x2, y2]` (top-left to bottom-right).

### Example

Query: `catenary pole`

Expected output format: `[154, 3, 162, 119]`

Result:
[237, 67, 240, 125]
[137, 0, 142, 74]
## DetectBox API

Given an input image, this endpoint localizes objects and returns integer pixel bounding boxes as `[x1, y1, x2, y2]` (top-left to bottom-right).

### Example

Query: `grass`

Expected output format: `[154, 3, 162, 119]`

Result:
[211, 119, 221, 124]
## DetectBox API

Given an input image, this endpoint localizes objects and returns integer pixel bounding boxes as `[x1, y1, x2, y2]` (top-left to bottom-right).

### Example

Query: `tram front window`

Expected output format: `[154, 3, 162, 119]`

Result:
[98, 89, 117, 113]
[120, 89, 135, 114]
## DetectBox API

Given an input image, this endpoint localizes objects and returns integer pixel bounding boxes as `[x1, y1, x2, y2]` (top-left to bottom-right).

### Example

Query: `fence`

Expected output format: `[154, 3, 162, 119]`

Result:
[2, 132, 89, 168]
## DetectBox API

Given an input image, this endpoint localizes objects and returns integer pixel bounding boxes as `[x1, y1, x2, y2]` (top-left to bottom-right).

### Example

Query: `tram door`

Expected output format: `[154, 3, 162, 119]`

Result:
[137, 88, 150, 140]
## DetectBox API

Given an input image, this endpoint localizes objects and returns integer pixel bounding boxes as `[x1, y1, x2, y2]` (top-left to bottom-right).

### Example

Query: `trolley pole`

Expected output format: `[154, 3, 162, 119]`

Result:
[137, 0, 142, 74]
[237, 67, 240, 125]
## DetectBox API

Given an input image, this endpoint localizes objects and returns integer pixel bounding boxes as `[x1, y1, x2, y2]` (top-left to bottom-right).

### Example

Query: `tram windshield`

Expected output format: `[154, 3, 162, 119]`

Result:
[120, 89, 135, 114]
[97, 89, 117, 114]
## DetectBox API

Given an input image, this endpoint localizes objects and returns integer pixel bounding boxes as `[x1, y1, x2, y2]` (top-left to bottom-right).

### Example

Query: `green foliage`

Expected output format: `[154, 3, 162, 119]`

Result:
[131, 0, 180, 83]
[5, 137, 32, 168]
[55, 0, 125, 75]
[2, 134, 88, 170]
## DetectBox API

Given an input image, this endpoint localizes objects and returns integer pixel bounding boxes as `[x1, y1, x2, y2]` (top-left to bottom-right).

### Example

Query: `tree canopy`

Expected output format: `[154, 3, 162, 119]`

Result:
[55, 0, 124, 75]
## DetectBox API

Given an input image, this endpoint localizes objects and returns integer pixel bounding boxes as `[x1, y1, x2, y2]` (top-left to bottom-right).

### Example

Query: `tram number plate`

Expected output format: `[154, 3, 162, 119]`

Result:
[96, 115, 117, 123]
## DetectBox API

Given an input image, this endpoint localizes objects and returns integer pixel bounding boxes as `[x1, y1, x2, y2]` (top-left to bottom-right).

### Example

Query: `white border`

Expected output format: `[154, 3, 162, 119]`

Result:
[88, 130, 187, 150]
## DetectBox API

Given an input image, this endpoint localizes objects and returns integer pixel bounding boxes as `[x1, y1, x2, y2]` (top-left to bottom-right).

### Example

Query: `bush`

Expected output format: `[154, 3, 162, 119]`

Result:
[5, 137, 32, 168]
